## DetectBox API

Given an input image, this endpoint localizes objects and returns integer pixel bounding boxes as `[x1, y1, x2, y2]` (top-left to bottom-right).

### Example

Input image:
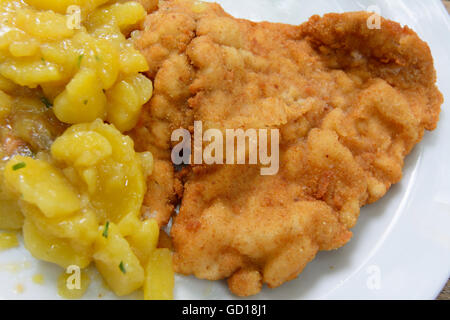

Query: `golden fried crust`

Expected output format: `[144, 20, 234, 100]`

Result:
[300, 12, 442, 131]
[228, 268, 262, 297]
[130, 0, 197, 225]
[131, 1, 197, 160]
[135, 0, 443, 296]
[141, 159, 178, 227]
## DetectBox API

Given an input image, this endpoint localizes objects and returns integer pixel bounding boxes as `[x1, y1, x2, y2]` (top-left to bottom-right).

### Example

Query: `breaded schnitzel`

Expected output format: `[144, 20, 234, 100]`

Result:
[133, 0, 443, 296]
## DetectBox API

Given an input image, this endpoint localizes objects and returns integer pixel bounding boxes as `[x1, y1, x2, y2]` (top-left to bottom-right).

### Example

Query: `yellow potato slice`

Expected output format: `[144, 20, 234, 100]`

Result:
[144, 248, 174, 300]
[93, 222, 144, 296]
[4, 156, 81, 218]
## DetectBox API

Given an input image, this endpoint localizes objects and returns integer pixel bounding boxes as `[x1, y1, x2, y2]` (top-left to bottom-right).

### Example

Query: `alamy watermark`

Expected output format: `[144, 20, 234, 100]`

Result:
[66, 5, 81, 30]
[66, 265, 81, 290]
[171, 121, 280, 176]
[367, 5, 381, 30]
[366, 264, 382, 290]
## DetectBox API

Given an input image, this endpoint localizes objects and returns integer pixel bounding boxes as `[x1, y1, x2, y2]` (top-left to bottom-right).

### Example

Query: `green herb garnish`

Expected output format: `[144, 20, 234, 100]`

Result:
[102, 221, 110, 238]
[40, 97, 53, 109]
[12, 162, 26, 171]
[119, 261, 126, 274]
[77, 54, 84, 68]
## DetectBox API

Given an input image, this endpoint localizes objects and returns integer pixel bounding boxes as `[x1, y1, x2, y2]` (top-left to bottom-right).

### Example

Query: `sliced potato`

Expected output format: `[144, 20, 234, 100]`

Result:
[93, 222, 144, 296]
[144, 248, 174, 300]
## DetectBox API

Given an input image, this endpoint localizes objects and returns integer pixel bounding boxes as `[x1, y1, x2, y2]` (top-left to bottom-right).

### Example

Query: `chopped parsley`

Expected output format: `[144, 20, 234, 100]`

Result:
[77, 54, 84, 68]
[102, 221, 110, 238]
[95, 55, 101, 61]
[40, 97, 53, 109]
[119, 261, 126, 274]
[12, 162, 26, 171]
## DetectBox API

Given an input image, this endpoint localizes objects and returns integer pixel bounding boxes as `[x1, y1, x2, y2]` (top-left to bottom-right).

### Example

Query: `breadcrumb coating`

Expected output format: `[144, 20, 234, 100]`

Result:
[134, 0, 443, 296]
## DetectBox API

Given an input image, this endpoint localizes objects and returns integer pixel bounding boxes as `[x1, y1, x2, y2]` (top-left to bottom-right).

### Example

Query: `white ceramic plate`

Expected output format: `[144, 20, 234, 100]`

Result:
[0, 0, 449, 300]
